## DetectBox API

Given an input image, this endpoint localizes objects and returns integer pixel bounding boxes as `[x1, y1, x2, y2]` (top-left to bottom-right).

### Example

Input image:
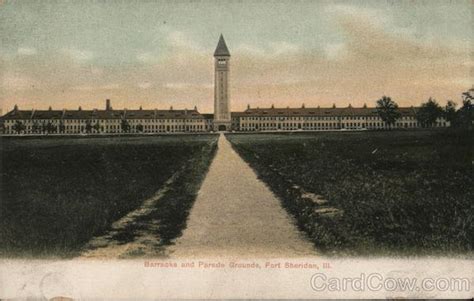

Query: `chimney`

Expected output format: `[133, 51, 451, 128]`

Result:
[194, 105, 197, 111]
[14, 104, 18, 112]
[302, 103, 305, 109]
[106, 99, 111, 111]
[332, 103, 336, 108]
[170, 106, 173, 111]
[247, 104, 250, 110]
[79, 106, 82, 111]
[363, 103, 367, 108]
[49, 106, 52, 111]
[348, 103, 352, 108]
[139, 106, 142, 110]
[271, 104, 274, 109]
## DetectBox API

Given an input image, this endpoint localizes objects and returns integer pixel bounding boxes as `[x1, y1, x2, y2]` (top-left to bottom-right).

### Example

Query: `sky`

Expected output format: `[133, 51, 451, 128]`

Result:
[0, 0, 472, 113]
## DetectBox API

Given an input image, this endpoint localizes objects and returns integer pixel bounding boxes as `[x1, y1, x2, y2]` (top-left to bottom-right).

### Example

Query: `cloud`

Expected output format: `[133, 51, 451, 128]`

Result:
[2, 74, 37, 90]
[164, 82, 188, 89]
[17, 47, 37, 56]
[323, 42, 348, 60]
[138, 82, 152, 89]
[235, 42, 301, 57]
[324, 4, 392, 29]
[90, 67, 103, 76]
[72, 85, 94, 91]
[163, 82, 212, 90]
[269, 42, 300, 56]
[100, 84, 120, 90]
[166, 30, 203, 52]
[136, 52, 160, 63]
[234, 44, 266, 56]
[337, 13, 468, 64]
[1, 18, 470, 113]
[2, 75, 38, 91]
[228, 12, 471, 109]
[62, 48, 94, 62]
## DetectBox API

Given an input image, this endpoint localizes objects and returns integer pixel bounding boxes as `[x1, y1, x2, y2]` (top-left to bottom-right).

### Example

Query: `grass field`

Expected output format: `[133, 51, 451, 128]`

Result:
[227, 130, 473, 256]
[0, 134, 217, 258]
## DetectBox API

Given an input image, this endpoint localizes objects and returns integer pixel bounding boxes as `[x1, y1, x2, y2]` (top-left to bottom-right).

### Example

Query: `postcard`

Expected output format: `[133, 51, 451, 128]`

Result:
[0, 0, 472, 299]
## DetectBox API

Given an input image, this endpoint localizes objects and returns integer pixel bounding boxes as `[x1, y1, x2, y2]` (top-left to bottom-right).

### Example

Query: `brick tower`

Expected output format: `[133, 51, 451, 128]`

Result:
[213, 34, 231, 131]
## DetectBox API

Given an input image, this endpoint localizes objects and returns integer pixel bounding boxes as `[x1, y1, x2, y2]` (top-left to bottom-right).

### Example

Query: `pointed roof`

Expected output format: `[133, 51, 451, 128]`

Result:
[214, 34, 230, 57]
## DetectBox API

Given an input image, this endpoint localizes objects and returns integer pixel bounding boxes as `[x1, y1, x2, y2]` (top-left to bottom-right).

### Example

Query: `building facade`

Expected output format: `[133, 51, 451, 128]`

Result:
[0, 35, 450, 135]
[1, 102, 449, 135]
[235, 105, 448, 132]
[1, 102, 207, 135]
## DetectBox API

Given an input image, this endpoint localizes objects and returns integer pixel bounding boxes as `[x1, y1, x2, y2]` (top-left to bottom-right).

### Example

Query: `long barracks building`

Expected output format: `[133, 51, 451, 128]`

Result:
[1, 102, 449, 135]
[0, 35, 449, 135]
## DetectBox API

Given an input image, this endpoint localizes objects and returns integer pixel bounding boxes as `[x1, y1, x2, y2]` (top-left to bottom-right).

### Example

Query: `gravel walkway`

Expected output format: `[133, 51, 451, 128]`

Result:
[168, 134, 317, 258]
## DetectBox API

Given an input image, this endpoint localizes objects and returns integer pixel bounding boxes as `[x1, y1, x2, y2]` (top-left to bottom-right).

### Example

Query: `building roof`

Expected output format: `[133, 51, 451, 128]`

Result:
[32, 110, 64, 120]
[238, 106, 418, 117]
[1, 108, 205, 120]
[202, 113, 214, 120]
[0, 106, 419, 121]
[214, 34, 230, 57]
[231, 112, 247, 117]
[125, 109, 204, 120]
[2, 108, 35, 120]
[63, 109, 95, 120]
[93, 110, 124, 119]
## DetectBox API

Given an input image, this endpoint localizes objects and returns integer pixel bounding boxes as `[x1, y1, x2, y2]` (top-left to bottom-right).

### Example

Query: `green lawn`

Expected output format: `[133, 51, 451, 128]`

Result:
[0, 135, 217, 258]
[227, 130, 473, 256]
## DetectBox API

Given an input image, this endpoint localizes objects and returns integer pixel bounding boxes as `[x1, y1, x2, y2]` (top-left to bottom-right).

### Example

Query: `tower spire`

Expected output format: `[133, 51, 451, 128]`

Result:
[214, 34, 231, 57]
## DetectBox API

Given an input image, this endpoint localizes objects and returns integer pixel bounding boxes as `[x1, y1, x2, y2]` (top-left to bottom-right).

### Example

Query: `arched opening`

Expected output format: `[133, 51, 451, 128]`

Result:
[218, 125, 227, 131]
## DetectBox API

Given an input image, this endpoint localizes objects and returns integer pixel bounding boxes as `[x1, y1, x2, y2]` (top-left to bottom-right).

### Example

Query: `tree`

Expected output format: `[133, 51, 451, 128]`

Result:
[93, 122, 101, 133]
[48, 122, 57, 133]
[136, 124, 144, 133]
[85, 120, 92, 134]
[416, 98, 443, 128]
[376, 96, 401, 128]
[457, 90, 473, 130]
[32, 121, 40, 134]
[444, 100, 457, 126]
[121, 119, 130, 133]
[45, 122, 54, 134]
[58, 121, 65, 133]
[12, 121, 26, 134]
[462, 89, 473, 102]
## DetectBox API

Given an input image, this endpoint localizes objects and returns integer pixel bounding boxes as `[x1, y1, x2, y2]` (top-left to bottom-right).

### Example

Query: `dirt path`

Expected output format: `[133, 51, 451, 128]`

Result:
[168, 133, 316, 258]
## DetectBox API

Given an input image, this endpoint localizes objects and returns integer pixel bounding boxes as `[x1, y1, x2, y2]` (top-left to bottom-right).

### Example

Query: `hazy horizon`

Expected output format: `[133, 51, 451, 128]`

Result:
[1, 0, 472, 114]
